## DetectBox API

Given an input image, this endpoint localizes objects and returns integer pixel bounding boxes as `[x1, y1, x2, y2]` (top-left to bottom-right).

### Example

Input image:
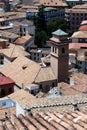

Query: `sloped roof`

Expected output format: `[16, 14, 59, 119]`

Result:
[50, 37, 60, 42]
[52, 29, 68, 36]
[81, 20, 87, 25]
[71, 31, 87, 38]
[0, 111, 87, 130]
[1, 56, 56, 88]
[35, 67, 56, 83]
[39, 0, 67, 7]
[14, 35, 32, 45]
[8, 89, 35, 103]
[0, 30, 19, 39]
[0, 44, 29, 59]
[1, 56, 41, 88]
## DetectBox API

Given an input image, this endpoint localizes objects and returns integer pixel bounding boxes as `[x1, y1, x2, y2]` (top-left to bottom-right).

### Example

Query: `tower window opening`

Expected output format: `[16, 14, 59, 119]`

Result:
[62, 47, 65, 53]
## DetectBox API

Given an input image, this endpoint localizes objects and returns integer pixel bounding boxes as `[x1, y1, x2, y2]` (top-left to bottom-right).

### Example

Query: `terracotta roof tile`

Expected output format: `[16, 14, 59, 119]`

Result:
[0, 44, 29, 59]
[26, 114, 46, 130]
[73, 123, 86, 130]
[18, 114, 37, 130]
[0, 121, 4, 130]
[14, 35, 32, 45]
[34, 114, 56, 130]
[39, 0, 67, 7]
[5, 120, 15, 130]
[1, 110, 87, 130]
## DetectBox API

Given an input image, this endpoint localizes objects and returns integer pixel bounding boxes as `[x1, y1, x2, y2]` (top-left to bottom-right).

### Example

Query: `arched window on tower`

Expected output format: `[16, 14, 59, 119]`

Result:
[62, 47, 65, 54]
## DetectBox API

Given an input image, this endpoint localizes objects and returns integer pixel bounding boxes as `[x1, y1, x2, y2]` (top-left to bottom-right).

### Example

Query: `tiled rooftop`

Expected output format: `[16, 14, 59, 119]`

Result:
[71, 31, 87, 38]
[0, 30, 19, 39]
[39, 0, 67, 7]
[1, 56, 56, 88]
[8, 91, 87, 113]
[14, 35, 32, 45]
[0, 44, 30, 59]
[81, 20, 87, 25]
[0, 110, 87, 129]
[0, 12, 26, 21]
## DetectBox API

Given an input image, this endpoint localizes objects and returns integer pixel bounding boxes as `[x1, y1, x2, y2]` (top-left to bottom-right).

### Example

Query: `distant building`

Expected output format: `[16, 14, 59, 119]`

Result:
[14, 35, 34, 50]
[22, 0, 38, 5]
[0, 0, 11, 12]
[29, 48, 50, 62]
[0, 30, 19, 43]
[26, 6, 66, 21]
[77, 49, 87, 72]
[0, 76, 14, 97]
[0, 44, 30, 67]
[0, 17, 13, 30]
[65, 4, 87, 32]
[65, 0, 87, 7]
[69, 20, 87, 50]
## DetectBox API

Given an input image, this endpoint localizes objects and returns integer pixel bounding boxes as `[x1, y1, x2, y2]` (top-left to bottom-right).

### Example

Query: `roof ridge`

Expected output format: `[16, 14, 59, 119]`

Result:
[33, 66, 42, 83]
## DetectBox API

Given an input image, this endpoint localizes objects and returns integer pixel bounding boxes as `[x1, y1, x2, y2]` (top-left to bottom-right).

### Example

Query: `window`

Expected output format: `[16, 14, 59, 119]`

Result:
[80, 61, 82, 64]
[1, 89, 5, 97]
[37, 53, 39, 56]
[34, 57, 36, 60]
[9, 88, 12, 93]
[53, 47, 55, 52]
[0, 61, 3, 64]
[42, 54, 44, 57]
[20, 27, 22, 32]
[52, 82, 55, 87]
[55, 48, 57, 53]
[24, 28, 26, 32]
[0, 55, 4, 59]
[39, 84, 42, 90]
[62, 47, 65, 53]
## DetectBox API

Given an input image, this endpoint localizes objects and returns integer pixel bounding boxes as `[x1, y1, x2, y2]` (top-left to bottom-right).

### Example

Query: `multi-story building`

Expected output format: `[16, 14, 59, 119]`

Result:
[26, 0, 67, 21]
[0, 0, 10, 12]
[65, 4, 87, 32]
[65, 0, 87, 7]
[29, 48, 50, 62]
[26, 6, 66, 21]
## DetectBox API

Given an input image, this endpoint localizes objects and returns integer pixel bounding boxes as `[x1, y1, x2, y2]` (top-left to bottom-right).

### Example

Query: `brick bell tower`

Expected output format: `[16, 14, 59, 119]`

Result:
[49, 29, 69, 82]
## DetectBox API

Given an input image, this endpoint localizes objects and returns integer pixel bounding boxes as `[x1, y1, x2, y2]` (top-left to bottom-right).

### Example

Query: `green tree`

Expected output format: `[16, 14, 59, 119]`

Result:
[47, 18, 68, 37]
[35, 31, 48, 47]
[36, 5, 47, 32]
[35, 5, 47, 47]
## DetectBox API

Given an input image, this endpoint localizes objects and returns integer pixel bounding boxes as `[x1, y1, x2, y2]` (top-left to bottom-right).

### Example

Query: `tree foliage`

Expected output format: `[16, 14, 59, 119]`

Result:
[35, 5, 68, 47]
[35, 31, 48, 47]
[35, 5, 47, 47]
[47, 18, 68, 37]
[36, 5, 47, 32]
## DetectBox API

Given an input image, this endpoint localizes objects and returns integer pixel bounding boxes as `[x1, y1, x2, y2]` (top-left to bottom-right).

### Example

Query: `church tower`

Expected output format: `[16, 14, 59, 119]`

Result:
[49, 29, 69, 82]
